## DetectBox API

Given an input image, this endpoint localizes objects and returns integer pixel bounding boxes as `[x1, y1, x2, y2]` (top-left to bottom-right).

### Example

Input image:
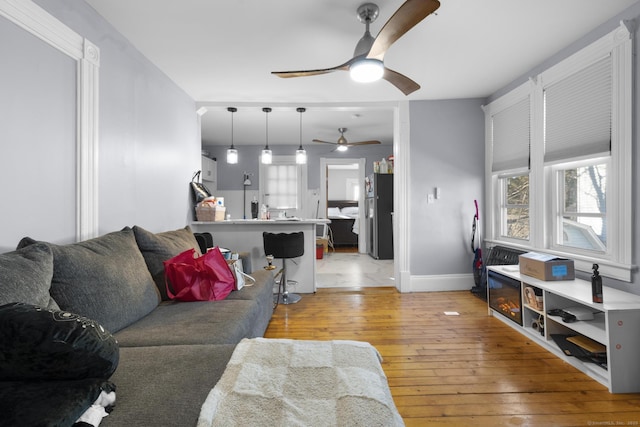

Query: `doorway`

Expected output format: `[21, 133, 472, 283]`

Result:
[320, 158, 366, 253]
[317, 157, 396, 289]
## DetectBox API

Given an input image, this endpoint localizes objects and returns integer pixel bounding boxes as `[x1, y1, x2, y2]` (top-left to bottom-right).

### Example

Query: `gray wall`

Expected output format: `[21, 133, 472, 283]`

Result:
[9, 0, 201, 244]
[486, 2, 640, 294]
[0, 15, 77, 250]
[205, 144, 393, 191]
[408, 99, 486, 276]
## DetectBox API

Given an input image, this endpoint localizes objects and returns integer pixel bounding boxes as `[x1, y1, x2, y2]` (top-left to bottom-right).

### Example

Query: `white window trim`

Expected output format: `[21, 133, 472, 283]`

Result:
[484, 21, 632, 281]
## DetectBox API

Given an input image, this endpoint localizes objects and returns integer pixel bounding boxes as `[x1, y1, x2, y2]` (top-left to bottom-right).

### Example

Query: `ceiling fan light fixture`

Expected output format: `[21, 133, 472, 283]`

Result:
[336, 145, 349, 152]
[350, 58, 384, 83]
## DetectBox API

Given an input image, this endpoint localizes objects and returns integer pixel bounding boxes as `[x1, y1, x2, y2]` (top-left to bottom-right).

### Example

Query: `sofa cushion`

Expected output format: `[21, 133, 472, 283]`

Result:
[104, 344, 235, 426]
[0, 242, 58, 310]
[0, 302, 119, 381]
[18, 228, 160, 333]
[114, 299, 262, 347]
[133, 225, 202, 300]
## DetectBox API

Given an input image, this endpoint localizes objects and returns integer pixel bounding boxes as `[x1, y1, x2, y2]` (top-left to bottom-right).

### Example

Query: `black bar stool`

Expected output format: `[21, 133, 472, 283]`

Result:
[263, 231, 304, 304]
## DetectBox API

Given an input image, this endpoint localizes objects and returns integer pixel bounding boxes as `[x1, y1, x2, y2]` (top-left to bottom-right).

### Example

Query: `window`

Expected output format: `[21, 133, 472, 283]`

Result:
[484, 22, 632, 281]
[259, 156, 307, 215]
[501, 173, 529, 241]
[553, 159, 608, 253]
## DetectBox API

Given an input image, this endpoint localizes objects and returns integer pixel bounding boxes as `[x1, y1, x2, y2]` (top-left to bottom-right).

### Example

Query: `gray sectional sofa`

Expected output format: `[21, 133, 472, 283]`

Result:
[0, 225, 275, 426]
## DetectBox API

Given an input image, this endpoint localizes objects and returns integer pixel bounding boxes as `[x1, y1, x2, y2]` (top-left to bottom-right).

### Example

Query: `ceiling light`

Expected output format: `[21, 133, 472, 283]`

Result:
[296, 107, 307, 164]
[350, 58, 384, 83]
[336, 145, 348, 152]
[261, 107, 272, 164]
[226, 107, 238, 164]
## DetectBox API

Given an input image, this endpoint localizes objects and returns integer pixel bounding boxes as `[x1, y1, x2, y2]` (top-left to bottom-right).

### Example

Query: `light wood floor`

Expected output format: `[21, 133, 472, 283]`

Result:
[264, 287, 640, 426]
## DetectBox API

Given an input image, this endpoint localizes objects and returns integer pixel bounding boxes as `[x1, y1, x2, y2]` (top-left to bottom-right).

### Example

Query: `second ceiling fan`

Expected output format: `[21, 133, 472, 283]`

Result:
[272, 0, 440, 95]
[313, 128, 381, 151]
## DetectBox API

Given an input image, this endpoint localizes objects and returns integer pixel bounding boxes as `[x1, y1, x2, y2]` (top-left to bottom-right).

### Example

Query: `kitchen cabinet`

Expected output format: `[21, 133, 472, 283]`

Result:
[201, 156, 217, 188]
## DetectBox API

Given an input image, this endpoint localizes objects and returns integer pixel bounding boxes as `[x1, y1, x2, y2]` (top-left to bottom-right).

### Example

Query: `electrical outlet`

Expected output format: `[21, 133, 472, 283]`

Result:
[436, 187, 441, 199]
[427, 194, 435, 204]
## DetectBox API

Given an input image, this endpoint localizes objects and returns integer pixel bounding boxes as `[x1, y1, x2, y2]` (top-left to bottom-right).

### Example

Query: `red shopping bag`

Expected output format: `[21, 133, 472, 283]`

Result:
[163, 247, 234, 301]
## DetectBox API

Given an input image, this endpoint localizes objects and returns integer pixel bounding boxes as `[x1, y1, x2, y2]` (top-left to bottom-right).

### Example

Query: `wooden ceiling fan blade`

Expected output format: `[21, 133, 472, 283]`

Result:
[367, 0, 440, 60]
[383, 67, 420, 95]
[272, 59, 353, 78]
[347, 140, 382, 146]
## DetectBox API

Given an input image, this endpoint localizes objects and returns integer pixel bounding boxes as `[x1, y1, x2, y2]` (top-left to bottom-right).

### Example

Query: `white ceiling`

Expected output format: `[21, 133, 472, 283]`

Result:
[85, 0, 638, 147]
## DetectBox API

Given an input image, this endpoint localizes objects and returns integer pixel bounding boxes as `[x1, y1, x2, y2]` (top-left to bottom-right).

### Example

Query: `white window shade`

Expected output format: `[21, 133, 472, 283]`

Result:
[492, 97, 530, 172]
[544, 55, 612, 163]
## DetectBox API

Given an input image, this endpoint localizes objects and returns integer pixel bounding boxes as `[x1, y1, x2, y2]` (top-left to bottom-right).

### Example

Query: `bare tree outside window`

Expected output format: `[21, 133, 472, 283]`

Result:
[561, 164, 607, 251]
[503, 175, 529, 240]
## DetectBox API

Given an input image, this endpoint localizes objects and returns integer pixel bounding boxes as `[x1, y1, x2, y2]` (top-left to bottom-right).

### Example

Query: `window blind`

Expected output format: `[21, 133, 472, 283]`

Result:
[264, 164, 299, 209]
[544, 55, 612, 163]
[491, 97, 530, 172]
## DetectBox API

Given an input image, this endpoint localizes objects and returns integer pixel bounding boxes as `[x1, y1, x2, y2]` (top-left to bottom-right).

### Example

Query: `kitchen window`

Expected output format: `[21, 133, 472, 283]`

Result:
[259, 156, 307, 215]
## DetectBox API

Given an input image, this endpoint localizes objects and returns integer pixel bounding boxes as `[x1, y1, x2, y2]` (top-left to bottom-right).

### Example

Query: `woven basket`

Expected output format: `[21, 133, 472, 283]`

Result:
[196, 205, 226, 222]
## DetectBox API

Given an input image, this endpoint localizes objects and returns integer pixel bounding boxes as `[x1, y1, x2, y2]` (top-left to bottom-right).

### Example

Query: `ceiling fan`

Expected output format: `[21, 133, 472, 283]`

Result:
[271, 0, 440, 95]
[313, 128, 381, 151]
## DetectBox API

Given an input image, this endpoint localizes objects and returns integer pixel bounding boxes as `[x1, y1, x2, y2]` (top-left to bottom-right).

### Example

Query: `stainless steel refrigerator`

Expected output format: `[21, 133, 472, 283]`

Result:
[365, 173, 394, 260]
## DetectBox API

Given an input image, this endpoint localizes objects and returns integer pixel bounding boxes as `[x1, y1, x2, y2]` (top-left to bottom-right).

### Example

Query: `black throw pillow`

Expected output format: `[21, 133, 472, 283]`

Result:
[0, 302, 119, 381]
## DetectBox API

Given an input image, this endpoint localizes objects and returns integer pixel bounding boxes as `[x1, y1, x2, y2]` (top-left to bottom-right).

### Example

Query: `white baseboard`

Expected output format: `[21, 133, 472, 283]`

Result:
[410, 273, 475, 292]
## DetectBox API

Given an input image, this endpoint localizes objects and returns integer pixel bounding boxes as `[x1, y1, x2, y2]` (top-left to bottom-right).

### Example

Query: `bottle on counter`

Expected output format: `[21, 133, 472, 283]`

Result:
[260, 204, 267, 220]
[251, 196, 259, 219]
[591, 263, 603, 303]
[380, 158, 388, 174]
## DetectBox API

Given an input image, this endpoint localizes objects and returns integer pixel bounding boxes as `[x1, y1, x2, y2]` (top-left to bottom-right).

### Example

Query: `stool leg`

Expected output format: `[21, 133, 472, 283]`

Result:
[274, 259, 301, 304]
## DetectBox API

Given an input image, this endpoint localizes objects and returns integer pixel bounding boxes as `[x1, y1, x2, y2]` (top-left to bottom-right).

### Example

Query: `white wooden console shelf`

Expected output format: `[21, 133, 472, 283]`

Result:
[487, 265, 640, 393]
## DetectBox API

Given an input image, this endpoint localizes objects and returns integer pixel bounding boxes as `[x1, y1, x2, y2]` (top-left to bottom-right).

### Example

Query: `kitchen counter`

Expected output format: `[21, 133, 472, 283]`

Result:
[191, 219, 329, 294]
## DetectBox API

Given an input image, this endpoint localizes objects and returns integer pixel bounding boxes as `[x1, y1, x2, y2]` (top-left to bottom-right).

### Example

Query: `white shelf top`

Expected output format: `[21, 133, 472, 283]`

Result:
[489, 265, 640, 311]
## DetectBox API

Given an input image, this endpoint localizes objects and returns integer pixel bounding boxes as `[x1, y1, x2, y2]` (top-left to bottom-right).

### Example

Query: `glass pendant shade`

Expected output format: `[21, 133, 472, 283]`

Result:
[296, 147, 307, 164]
[226, 147, 238, 164]
[261, 148, 272, 164]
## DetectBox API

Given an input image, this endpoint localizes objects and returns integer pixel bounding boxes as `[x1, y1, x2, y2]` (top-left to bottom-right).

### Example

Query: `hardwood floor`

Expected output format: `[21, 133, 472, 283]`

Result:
[264, 287, 640, 426]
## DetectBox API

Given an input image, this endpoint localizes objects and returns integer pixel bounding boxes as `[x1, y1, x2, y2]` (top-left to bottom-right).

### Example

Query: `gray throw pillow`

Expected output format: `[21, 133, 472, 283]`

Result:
[0, 243, 58, 310]
[17, 228, 160, 333]
[133, 225, 202, 300]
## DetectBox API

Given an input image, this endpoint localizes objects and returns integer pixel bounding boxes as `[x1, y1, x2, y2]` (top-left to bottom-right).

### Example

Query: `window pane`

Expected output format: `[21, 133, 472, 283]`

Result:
[563, 165, 606, 214]
[265, 164, 298, 210]
[506, 208, 529, 240]
[502, 174, 529, 240]
[506, 175, 529, 205]
[560, 163, 606, 251]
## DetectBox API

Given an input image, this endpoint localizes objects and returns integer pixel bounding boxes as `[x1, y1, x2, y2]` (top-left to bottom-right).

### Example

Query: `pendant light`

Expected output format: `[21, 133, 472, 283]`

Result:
[261, 107, 272, 164]
[296, 107, 307, 164]
[226, 107, 238, 164]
